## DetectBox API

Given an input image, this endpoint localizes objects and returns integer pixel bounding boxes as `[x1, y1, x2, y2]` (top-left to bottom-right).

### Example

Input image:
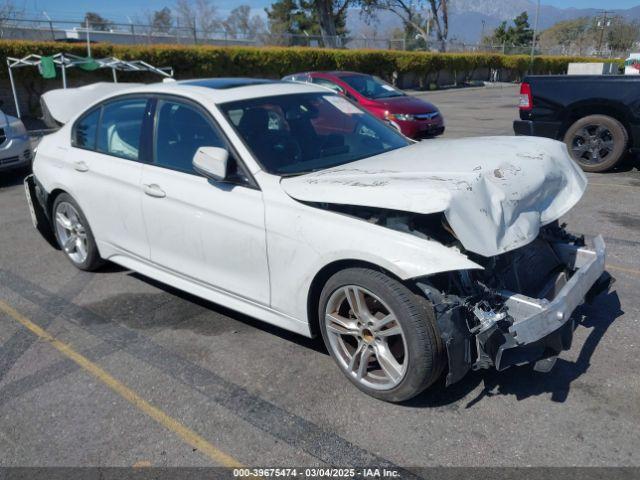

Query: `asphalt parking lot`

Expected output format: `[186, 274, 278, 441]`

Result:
[0, 84, 639, 469]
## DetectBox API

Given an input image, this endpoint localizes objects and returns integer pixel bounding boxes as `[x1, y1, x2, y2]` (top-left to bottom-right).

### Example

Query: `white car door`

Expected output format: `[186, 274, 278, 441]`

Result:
[68, 97, 150, 259]
[140, 97, 270, 305]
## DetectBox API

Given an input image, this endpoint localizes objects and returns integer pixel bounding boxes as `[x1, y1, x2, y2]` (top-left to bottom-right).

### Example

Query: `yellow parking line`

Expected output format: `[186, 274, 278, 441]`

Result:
[0, 300, 242, 468]
[607, 264, 640, 276]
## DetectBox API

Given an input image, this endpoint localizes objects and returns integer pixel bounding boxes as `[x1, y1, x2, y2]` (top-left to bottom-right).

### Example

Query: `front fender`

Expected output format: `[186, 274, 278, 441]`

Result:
[266, 198, 481, 325]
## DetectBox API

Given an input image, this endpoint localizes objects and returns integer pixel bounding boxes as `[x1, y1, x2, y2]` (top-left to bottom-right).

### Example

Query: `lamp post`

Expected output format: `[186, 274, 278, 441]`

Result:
[43, 11, 55, 41]
[530, 0, 540, 65]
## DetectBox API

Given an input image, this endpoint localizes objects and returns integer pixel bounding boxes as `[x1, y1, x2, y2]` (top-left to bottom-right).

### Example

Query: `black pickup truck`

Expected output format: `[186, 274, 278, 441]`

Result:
[513, 75, 640, 172]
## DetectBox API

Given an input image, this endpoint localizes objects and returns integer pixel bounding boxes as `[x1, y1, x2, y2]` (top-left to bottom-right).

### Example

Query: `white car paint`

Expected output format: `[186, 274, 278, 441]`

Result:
[34, 80, 585, 337]
[41, 82, 144, 125]
[281, 136, 587, 257]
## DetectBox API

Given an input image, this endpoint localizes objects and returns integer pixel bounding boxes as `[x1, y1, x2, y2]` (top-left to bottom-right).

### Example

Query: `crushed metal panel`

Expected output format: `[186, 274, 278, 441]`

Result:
[281, 136, 587, 257]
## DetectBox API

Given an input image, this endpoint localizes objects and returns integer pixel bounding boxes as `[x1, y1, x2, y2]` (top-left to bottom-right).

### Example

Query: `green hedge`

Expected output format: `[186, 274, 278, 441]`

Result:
[0, 39, 618, 83]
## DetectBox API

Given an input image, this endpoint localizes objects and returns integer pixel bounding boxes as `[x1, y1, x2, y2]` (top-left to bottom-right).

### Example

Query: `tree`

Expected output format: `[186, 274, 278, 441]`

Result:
[175, 0, 221, 41]
[427, 0, 448, 51]
[266, 0, 311, 36]
[266, 0, 346, 46]
[537, 15, 637, 56]
[484, 11, 533, 48]
[226, 5, 266, 38]
[151, 7, 173, 33]
[224, 5, 266, 38]
[82, 12, 112, 31]
[0, 1, 25, 27]
[510, 11, 533, 46]
[359, 0, 448, 51]
[313, 0, 350, 47]
[538, 17, 594, 55]
[196, 0, 221, 38]
[606, 18, 639, 54]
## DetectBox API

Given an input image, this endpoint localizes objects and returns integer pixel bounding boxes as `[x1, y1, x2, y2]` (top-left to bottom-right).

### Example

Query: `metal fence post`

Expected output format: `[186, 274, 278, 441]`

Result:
[7, 59, 21, 118]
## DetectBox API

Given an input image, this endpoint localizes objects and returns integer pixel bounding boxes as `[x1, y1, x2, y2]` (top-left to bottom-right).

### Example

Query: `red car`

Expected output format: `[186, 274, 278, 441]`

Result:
[282, 71, 445, 139]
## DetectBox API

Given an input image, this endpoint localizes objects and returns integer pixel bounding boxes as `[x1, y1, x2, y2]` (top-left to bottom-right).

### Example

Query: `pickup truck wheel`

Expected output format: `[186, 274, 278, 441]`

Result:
[563, 115, 628, 172]
[319, 268, 445, 402]
[52, 193, 104, 271]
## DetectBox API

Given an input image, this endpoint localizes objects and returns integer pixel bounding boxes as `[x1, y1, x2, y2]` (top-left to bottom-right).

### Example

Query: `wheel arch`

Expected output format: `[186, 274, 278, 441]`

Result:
[561, 101, 632, 145]
[47, 188, 68, 217]
[306, 259, 412, 339]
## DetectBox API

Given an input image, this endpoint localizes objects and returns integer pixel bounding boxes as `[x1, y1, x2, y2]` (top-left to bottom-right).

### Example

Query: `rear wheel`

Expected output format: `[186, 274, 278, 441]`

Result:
[52, 193, 103, 271]
[563, 114, 628, 172]
[318, 268, 444, 402]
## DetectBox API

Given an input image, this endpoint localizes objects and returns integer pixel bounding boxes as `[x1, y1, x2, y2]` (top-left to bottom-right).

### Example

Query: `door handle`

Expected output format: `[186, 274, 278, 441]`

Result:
[143, 183, 166, 198]
[74, 161, 89, 172]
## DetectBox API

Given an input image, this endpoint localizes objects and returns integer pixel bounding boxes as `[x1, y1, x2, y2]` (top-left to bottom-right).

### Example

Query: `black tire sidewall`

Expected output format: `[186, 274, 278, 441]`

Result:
[52, 193, 103, 271]
[563, 115, 627, 172]
[318, 268, 443, 402]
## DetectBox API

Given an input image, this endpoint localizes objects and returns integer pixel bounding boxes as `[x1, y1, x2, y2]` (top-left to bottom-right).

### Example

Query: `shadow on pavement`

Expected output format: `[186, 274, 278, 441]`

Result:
[406, 288, 623, 408]
[0, 168, 29, 188]
[84, 265, 622, 407]
[87, 270, 327, 353]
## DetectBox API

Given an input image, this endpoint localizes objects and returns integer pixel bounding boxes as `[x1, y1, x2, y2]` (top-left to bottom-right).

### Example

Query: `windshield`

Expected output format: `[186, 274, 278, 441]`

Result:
[220, 93, 410, 176]
[339, 75, 406, 99]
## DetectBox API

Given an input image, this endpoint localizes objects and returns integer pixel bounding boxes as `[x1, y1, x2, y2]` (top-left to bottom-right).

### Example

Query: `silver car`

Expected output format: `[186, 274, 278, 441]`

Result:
[0, 108, 32, 172]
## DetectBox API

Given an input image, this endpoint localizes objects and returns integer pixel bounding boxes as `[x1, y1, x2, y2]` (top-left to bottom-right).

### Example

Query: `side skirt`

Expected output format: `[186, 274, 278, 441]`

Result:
[99, 243, 312, 338]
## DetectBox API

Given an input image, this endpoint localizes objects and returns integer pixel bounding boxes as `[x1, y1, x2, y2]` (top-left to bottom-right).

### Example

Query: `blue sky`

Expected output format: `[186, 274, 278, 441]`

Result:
[543, 0, 638, 7]
[18, 0, 640, 22]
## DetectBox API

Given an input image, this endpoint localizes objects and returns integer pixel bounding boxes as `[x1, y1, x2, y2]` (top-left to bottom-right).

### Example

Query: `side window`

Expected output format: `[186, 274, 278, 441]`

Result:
[97, 98, 147, 161]
[312, 78, 345, 94]
[154, 100, 226, 174]
[72, 108, 100, 150]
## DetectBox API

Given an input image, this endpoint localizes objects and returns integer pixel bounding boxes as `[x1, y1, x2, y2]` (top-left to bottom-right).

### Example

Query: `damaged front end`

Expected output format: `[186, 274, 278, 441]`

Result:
[416, 224, 611, 385]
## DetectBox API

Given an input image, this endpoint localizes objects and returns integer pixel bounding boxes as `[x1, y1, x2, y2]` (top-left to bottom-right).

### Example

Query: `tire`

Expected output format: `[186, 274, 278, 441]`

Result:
[563, 114, 628, 172]
[318, 268, 445, 402]
[51, 193, 104, 271]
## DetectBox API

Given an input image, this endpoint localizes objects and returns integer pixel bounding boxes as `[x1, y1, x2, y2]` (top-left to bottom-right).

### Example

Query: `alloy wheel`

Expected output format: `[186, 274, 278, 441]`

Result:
[54, 201, 88, 264]
[324, 285, 408, 390]
[571, 124, 615, 165]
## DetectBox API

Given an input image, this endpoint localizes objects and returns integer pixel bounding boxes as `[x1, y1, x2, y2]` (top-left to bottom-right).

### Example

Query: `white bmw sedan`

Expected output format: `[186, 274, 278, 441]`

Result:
[26, 78, 608, 401]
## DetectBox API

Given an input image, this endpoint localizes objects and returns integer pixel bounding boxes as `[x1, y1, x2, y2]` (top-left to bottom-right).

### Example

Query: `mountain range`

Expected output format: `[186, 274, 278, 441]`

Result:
[348, 0, 640, 42]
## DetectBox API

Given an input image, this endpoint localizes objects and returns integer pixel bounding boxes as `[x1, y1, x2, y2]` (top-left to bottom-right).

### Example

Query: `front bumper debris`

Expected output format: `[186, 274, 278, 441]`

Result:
[24, 174, 57, 247]
[420, 235, 611, 385]
[477, 235, 607, 372]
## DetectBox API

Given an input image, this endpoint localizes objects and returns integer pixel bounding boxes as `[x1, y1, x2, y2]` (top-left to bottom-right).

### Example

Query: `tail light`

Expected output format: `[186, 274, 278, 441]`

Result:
[519, 82, 533, 110]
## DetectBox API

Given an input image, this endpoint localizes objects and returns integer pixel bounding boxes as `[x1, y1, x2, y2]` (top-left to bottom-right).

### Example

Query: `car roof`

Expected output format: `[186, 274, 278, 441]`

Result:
[98, 78, 329, 104]
[312, 71, 368, 78]
[178, 77, 280, 89]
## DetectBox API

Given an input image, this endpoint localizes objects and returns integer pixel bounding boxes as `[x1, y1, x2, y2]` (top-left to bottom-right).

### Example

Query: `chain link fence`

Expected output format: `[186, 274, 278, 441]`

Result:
[0, 16, 623, 56]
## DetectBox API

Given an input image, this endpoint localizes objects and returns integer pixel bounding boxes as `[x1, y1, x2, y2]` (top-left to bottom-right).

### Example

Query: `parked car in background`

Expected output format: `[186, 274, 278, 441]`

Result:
[514, 75, 640, 172]
[0, 106, 32, 172]
[282, 71, 445, 139]
[26, 78, 609, 402]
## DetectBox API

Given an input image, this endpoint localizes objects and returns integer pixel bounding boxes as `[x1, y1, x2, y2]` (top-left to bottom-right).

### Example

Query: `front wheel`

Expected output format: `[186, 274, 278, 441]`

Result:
[563, 114, 628, 172]
[318, 268, 445, 402]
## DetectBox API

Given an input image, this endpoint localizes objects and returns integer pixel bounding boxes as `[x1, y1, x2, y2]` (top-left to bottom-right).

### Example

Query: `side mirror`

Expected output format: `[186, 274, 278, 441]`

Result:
[193, 146, 229, 181]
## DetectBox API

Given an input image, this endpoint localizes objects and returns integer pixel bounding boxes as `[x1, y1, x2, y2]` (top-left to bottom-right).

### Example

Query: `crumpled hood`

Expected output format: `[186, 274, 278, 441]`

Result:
[280, 136, 587, 257]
